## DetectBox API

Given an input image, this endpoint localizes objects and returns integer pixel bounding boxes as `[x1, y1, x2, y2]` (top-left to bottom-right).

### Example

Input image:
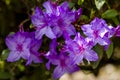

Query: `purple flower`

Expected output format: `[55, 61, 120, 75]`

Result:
[81, 17, 112, 46]
[6, 32, 31, 62]
[31, 1, 82, 39]
[114, 25, 120, 37]
[52, 52, 79, 79]
[44, 1, 82, 38]
[26, 32, 42, 65]
[45, 39, 58, 70]
[45, 39, 79, 79]
[31, 7, 56, 39]
[65, 33, 98, 64]
[6, 31, 43, 64]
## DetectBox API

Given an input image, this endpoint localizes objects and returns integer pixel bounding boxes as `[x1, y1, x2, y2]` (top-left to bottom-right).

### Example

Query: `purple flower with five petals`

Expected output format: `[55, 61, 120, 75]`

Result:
[65, 33, 98, 64]
[81, 17, 112, 46]
[6, 32, 31, 62]
[6, 31, 42, 64]
[31, 7, 56, 39]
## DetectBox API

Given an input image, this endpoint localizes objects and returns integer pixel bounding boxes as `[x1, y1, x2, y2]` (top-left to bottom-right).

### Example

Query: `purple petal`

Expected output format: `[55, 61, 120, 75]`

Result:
[65, 64, 80, 73]
[97, 37, 110, 46]
[43, 1, 56, 15]
[53, 66, 65, 79]
[6, 37, 16, 50]
[84, 50, 98, 61]
[21, 50, 30, 60]
[45, 26, 56, 39]
[81, 24, 93, 37]
[26, 53, 42, 65]
[70, 54, 84, 64]
[59, 1, 69, 11]
[52, 26, 62, 37]
[65, 25, 76, 36]
[75, 8, 82, 19]
[31, 39, 42, 51]
[115, 25, 120, 37]
[7, 51, 21, 62]
[35, 27, 47, 39]
[46, 61, 51, 70]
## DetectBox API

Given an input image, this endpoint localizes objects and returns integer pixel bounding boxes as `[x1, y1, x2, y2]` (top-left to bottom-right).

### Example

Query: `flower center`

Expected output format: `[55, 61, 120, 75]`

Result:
[60, 59, 66, 68]
[79, 44, 85, 53]
[16, 44, 23, 52]
[93, 30, 99, 38]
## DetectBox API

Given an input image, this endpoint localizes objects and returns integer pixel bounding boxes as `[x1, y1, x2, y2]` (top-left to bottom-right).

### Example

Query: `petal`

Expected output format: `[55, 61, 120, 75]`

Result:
[35, 27, 47, 39]
[5, 37, 16, 50]
[30, 39, 42, 51]
[46, 61, 51, 70]
[62, 12, 75, 23]
[26, 53, 42, 65]
[7, 51, 21, 62]
[97, 37, 110, 46]
[69, 53, 83, 64]
[81, 24, 93, 37]
[52, 26, 62, 38]
[45, 26, 56, 39]
[49, 39, 57, 52]
[75, 8, 82, 19]
[31, 15, 45, 28]
[65, 25, 76, 36]
[59, 1, 69, 11]
[23, 38, 32, 49]
[52, 66, 65, 79]
[84, 50, 98, 61]
[65, 64, 79, 73]
[21, 50, 30, 60]
[43, 1, 56, 15]
[15, 32, 26, 43]
[34, 7, 43, 15]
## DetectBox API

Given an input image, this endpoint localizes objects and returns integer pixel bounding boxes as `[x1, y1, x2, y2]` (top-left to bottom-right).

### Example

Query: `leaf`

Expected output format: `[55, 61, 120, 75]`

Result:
[112, 17, 119, 25]
[1, 49, 10, 60]
[80, 15, 89, 21]
[91, 44, 103, 69]
[102, 9, 118, 19]
[5, 0, 11, 5]
[78, 0, 84, 5]
[18, 64, 25, 71]
[95, 0, 105, 10]
[106, 42, 113, 59]
[69, 2, 75, 8]
[0, 71, 11, 79]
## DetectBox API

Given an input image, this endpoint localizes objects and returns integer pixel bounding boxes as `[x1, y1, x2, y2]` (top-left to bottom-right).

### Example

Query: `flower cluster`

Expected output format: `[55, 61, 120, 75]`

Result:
[31, 1, 82, 39]
[5, 0, 120, 80]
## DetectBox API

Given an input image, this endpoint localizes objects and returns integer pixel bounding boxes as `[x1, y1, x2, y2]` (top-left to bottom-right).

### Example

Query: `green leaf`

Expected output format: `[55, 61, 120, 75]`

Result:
[18, 64, 25, 71]
[5, 0, 11, 5]
[1, 49, 10, 60]
[95, 0, 105, 10]
[106, 42, 114, 59]
[102, 9, 118, 19]
[69, 2, 75, 8]
[78, 0, 84, 5]
[112, 17, 119, 25]
[80, 15, 89, 21]
[0, 71, 11, 79]
[91, 44, 103, 69]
